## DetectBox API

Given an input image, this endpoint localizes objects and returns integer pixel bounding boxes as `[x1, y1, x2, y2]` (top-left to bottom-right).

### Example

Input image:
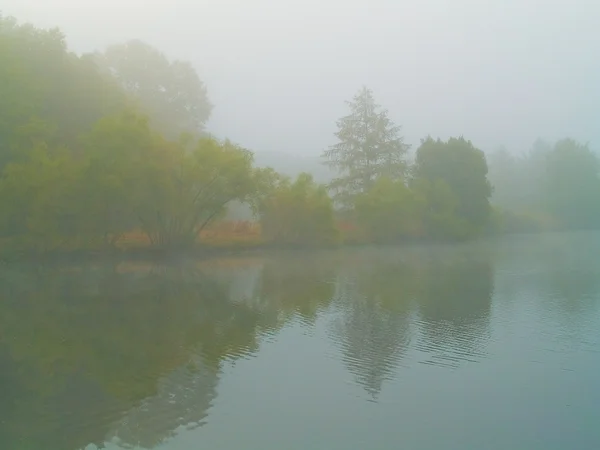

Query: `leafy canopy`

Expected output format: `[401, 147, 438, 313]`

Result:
[413, 136, 491, 233]
[95, 40, 212, 139]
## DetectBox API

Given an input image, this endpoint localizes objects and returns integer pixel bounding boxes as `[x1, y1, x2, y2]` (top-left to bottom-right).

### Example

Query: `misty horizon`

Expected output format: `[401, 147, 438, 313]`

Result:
[3, 0, 599, 156]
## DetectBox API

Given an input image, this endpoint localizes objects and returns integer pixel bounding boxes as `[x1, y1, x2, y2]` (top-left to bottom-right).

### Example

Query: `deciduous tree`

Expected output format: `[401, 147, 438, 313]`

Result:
[258, 173, 339, 246]
[95, 40, 212, 138]
[412, 136, 491, 234]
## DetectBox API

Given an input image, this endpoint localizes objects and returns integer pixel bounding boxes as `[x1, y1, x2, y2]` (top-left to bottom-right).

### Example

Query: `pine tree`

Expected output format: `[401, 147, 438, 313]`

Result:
[322, 86, 409, 207]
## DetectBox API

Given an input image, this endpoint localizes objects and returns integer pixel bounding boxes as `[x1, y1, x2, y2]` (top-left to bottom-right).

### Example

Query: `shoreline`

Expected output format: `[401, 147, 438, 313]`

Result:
[0, 238, 452, 264]
[0, 233, 522, 265]
[1, 229, 590, 265]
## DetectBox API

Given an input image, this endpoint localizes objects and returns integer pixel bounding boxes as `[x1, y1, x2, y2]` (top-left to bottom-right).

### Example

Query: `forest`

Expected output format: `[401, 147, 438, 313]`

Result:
[1, 14, 599, 258]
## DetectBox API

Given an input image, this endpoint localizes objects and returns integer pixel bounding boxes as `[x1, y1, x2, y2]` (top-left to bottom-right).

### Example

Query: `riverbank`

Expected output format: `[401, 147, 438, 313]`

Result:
[0, 216, 560, 264]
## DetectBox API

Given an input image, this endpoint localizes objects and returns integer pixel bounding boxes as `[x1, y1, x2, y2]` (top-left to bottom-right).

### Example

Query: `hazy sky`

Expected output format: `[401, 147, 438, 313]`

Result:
[3, 0, 599, 155]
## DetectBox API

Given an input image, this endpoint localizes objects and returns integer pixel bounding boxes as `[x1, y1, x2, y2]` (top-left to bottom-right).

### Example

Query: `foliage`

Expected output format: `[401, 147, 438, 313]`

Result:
[488, 140, 551, 213]
[141, 137, 256, 248]
[487, 208, 552, 235]
[0, 15, 126, 162]
[0, 143, 88, 252]
[411, 178, 470, 240]
[79, 113, 256, 249]
[412, 137, 492, 235]
[80, 110, 168, 246]
[488, 138, 600, 232]
[94, 39, 212, 139]
[323, 86, 409, 208]
[544, 138, 600, 230]
[354, 177, 422, 242]
[257, 173, 339, 246]
[5, 13, 600, 256]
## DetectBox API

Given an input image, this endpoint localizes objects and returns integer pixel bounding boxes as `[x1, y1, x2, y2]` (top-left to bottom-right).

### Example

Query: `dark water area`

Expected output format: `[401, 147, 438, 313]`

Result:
[1, 232, 600, 449]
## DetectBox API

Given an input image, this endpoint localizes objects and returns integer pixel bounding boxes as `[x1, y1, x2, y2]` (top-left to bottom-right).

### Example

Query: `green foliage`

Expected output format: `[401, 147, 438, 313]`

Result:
[258, 173, 339, 246]
[487, 207, 552, 235]
[323, 86, 409, 208]
[6, 13, 600, 255]
[94, 39, 212, 139]
[488, 140, 552, 214]
[0, 143, 87, 252]
[0, 106, 258, 253]
[354, 177, 421, 242]
[413, 137, 492, 235]
[0, 15, 126, 159]
[79, 112, 256, 249]
[412, 178, 470, 240]
[544, 138, 600, 229]
[488, 138, 600, 232]
[0, 16, 253, 255]
[80, 110, 165, 245]
[142, 137, 256, 248]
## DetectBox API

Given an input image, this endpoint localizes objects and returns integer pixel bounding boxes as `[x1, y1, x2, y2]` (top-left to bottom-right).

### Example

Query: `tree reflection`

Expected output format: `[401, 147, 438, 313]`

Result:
[255, 254, 337, 326]
[415, 251, 494, 367]
[108, 356, 218, 449]
[329, 247, 494, 396]
[330, 255, 417, 399]
[0, 262, 269, 450]
[0, 247, 498, 448]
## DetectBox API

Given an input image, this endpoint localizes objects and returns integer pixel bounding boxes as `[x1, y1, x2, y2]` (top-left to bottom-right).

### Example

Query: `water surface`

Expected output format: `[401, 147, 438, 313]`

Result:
[1, 233, 600, 449]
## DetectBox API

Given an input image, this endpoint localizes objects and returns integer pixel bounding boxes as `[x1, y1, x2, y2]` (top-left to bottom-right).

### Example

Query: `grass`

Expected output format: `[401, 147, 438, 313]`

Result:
[198, 221, 264, 249]
[115, 221, 264, 251]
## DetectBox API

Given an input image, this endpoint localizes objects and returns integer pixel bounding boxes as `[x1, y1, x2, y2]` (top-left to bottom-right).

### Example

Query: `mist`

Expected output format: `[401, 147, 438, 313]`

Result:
[4, 0, 599, 156]
[4, 4, 600, 448]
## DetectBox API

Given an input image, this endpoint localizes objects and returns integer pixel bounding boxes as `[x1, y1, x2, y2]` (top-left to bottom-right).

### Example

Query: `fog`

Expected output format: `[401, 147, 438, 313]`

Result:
[4, 0, 599, 156]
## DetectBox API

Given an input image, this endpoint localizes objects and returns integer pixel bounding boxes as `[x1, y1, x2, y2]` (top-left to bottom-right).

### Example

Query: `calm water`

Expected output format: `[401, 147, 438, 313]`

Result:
[2, 233, 600, 450]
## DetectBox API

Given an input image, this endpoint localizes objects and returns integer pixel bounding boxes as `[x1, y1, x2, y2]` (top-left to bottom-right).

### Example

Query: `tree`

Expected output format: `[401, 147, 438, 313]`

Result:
[411, 178, 468, 240]
[544, 138, 600, 229]
[322, 86, 409, 208]
[486, 138, 600, 232]
[0, 18, 48, 169]
[0, 15, 125, 168]
[95, 40, 212, 138]
[354, 177, 422, 242]
[257, 173, 339, 246]
[0, 142, 87, 252]
[80, 111, 257, 249]
[487, 140, 552, 214]
[488, 146, 518, 209]
[81, 110, 165, 247]
[135, 137, 256, 248]
[412, 136, 491, 234]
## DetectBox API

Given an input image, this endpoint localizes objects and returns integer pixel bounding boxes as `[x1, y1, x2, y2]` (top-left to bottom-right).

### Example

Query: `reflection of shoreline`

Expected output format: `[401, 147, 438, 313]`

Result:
[328, 248, 494, 395]
[108, 355, 219, 449]
[414, 258, 494, 368]
[1, 239, 553, 448]
[0, 264, 269, 450]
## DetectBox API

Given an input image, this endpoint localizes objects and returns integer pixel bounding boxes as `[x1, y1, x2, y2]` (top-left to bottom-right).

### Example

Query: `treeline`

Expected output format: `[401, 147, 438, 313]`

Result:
[488, 139, 600, 232]
[0, 14, 597, 256]
[0, 15, 342, 254]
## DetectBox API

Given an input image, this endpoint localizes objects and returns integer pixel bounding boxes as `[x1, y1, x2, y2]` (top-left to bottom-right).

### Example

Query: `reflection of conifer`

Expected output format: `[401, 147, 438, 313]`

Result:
[330, 262, 413, 399]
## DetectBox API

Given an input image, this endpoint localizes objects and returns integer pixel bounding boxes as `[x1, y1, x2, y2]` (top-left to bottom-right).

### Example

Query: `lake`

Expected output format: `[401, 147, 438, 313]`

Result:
[1, 232, 600, 450]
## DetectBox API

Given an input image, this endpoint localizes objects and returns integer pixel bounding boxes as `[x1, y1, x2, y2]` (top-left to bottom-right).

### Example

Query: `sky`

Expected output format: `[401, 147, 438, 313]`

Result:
[3, 0, 599, 156]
